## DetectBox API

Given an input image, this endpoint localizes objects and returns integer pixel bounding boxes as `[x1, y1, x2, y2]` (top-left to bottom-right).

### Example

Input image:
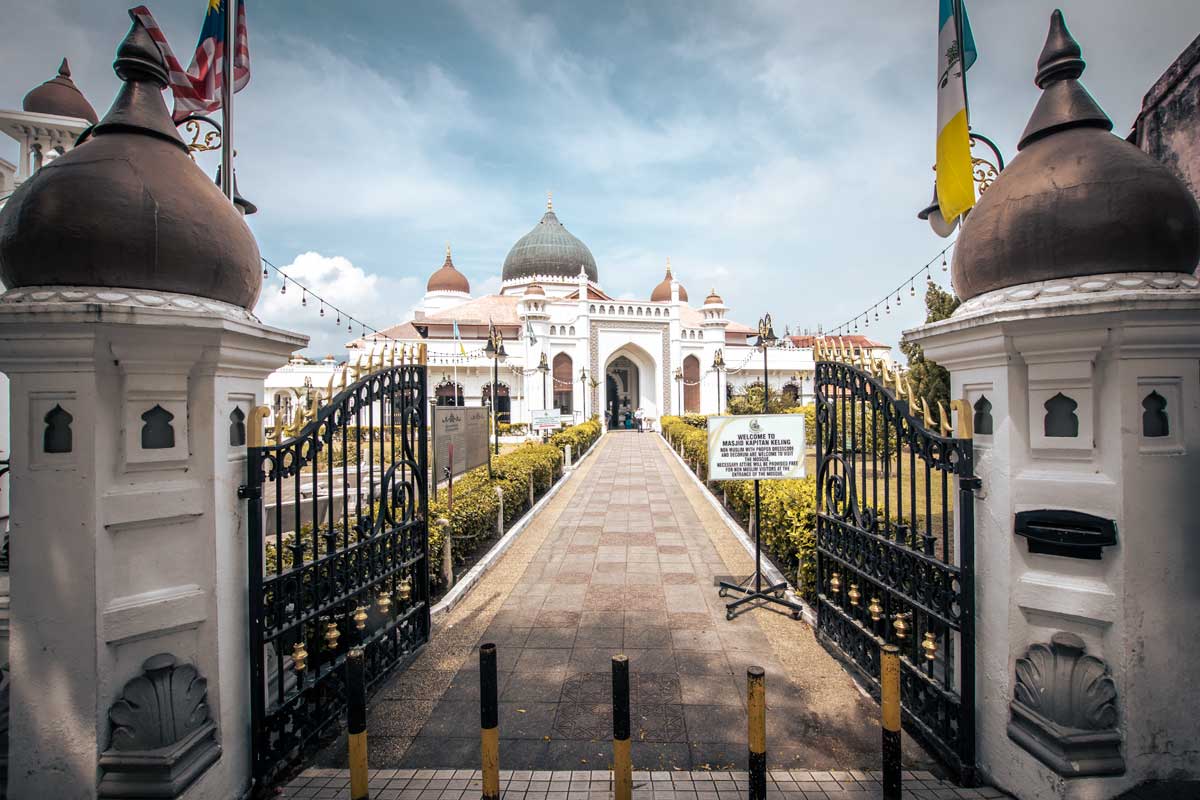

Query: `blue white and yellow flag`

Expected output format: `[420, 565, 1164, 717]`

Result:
[526, 320, 537, 345]
[936, 0, 977, 223]
[452, 320, 466, 356]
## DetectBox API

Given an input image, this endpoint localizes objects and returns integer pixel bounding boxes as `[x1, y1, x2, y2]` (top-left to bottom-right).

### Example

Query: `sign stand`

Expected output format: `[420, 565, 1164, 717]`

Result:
[717, 477, 803, 620]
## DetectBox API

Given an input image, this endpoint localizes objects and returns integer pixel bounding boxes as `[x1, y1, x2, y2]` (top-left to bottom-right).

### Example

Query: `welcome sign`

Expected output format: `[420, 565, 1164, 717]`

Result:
[706, 415, 806, 481]
[433, 407, 490, 480]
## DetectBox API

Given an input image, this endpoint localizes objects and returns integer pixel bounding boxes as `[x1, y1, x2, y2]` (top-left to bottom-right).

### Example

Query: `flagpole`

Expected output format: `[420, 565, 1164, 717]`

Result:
[220, 0, 238, 203]
[953, 0, 970, 124]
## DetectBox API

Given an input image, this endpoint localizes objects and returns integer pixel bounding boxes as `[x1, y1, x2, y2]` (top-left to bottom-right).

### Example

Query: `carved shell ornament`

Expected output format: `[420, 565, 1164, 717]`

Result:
[109, 654, 212, 751]
[1013, 632, 1117, 731]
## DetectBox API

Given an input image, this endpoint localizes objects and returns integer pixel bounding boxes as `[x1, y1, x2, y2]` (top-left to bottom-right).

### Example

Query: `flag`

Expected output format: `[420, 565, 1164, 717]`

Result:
[131, 2, 250, 124]
[452, 320, 466, 356]
[935, 0, 977, 223]
[526, 320, 537, 345]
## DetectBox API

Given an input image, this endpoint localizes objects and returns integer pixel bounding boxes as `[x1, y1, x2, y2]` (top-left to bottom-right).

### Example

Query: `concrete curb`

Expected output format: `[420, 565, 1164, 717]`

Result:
[430, 431, 604, 624]
[659, 434, 818, 629]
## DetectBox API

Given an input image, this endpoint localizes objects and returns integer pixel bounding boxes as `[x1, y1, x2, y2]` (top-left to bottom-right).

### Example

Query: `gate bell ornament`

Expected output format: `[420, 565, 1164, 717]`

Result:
[1008, 632, 1124, 777]
[0, 10, 262, 309]
[950, 10, 1200, 302]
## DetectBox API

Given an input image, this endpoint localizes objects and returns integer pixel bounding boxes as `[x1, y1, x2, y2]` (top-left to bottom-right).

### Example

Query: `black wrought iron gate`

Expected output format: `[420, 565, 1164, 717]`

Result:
[813, 346, 978, 782]
[244, 347, 430, 784]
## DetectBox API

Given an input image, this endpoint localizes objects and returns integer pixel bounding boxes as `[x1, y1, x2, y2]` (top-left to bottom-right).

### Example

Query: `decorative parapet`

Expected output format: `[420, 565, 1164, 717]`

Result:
[1008, 632, 1124, 777]
[98, 653, 221, 799]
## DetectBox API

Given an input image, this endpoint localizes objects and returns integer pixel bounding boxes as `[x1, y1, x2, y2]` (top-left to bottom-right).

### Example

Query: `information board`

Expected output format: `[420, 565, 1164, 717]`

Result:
[432, 407, 490, 481]
[706, 414, 806, 481]
[530, 410, 562, 432]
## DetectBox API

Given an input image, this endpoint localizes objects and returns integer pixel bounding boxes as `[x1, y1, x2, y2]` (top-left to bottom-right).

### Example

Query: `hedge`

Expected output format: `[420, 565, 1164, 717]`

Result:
[661, 415, 818, 600]
[549, 417, 602, 455]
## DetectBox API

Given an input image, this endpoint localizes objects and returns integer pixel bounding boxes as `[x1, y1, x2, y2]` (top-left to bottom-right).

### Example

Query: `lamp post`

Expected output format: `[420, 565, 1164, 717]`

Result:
[483, 323, 507, 455]
[712, 349, 726, 415]
[755, 314, 778, 414]
[537, 351, 550, 409]
[674, 366, 684, 414]
[579, 367, 588, 421]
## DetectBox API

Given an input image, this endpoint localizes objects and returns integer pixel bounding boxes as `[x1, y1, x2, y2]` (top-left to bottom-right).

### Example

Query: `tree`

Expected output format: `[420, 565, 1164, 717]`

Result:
[899, 282, 961, 408]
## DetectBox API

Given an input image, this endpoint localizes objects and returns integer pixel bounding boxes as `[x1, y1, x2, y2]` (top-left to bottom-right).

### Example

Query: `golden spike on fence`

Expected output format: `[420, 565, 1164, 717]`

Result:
[937, 400, 953, 437]
[838, 337, 848, 361]
[894, 368, 906, 399]
[906, 379, 922, 415]
[923, 397, 936, 430]
[813, 339, 822, 361]
[854, 344, 866, 369]
[950, 399, 973, 439]
[389, 344, 397, 368]
[247, 406, 271, 448]
[325, 372, 335, 404]
[419, 342, 428, 365]
[351, 353, 364, 382]
[338, 366, 348, 392]
[396, 343, 406, 364]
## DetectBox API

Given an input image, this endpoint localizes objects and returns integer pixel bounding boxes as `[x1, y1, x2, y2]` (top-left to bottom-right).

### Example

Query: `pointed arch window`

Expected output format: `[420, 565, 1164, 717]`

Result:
[229, 407, 246, 446]
[973, 395, 993, 435]
[43, 404, 73, 453]
[1044, 393, 1078, 438]
[141, 405, 176, 449]
[1142, 391, 1169, 437]
[553, 353, 573, 414]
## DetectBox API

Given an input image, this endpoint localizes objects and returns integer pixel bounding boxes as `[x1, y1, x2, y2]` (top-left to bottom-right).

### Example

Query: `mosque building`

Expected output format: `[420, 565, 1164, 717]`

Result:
[336, 197, 890, 431]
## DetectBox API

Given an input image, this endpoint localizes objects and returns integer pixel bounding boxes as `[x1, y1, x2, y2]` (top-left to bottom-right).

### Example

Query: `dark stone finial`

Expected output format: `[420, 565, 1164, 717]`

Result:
[113, 9, 169, 87]
[58, 58, 71, 78]
[1018, 10, 1111, 150]
[1035, 10, 1084, 87]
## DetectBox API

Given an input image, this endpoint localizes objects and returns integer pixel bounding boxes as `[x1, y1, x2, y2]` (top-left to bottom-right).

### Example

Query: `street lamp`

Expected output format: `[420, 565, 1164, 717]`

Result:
[537, 351, 550, 410]
[674, 366, 684, 414]
[712, 349, 726, 415]
[918, 132, 1005, 238]
[578, 367, 588, 421]
[755, 314, 778, 415]
[483, 323, 507, 455]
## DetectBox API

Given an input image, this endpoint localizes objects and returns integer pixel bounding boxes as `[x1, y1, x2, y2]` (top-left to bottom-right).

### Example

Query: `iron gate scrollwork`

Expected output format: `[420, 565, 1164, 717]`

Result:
[244, 347, 430, 785]
[814, 352, 977, 782]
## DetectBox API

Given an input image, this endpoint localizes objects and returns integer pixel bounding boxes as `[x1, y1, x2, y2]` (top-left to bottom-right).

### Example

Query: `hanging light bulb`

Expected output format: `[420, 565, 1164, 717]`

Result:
[336, 311, 341, 325]
[280, 281, 286, 295]
[874, 308, 879, 321]
[319, 303, 325, 317]
[348, 322, 352, 333]
[885, 301, 890, 315]
[301, 291, 307, 307]
[910, 281, 915, 297]
[896, 292, 901, 307]
[942, 253, 948, 271]
[263, 264, 269, 278]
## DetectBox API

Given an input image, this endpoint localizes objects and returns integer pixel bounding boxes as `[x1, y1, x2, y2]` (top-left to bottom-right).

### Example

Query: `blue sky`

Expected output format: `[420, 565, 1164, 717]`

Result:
[3, 1, 1199, 355]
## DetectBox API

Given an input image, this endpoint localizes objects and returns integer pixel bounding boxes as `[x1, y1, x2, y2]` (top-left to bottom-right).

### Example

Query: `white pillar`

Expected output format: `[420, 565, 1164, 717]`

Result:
[0, 291, 304, 800]
[908, 274, 1200, 800]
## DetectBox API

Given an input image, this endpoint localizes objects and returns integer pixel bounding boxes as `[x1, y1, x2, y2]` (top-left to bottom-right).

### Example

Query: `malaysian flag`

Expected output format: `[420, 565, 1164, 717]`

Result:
[130, 2, 250, 123]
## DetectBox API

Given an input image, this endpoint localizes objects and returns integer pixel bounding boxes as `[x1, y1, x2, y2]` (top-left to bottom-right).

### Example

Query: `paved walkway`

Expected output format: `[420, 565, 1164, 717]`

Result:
[313, 432, 938, 775]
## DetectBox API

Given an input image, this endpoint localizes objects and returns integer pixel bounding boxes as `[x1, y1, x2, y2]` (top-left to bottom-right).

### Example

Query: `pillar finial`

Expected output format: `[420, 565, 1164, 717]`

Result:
[547, 191, 553, 212]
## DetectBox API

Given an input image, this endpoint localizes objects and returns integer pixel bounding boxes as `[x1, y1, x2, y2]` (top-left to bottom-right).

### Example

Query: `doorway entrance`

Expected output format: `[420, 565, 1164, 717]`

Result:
[605, 355, 640, 429]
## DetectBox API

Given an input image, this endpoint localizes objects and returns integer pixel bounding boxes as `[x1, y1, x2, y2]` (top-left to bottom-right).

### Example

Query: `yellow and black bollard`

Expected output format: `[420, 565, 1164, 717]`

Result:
[612, 655, 632, 800]
[480, 643, 500, 800]
[347, 647, 369, 800]
[747, 666, 766, 800]
[881, 644, 901, 799]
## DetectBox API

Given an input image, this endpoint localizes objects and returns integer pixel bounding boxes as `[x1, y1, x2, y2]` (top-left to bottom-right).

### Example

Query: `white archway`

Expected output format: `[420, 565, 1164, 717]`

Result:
[603, 342, 658, 429]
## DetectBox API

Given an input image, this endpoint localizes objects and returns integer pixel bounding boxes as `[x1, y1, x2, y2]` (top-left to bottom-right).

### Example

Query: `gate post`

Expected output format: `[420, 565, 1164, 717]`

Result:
[0, 13, 307, 799]
[904, 10, 1200, 798]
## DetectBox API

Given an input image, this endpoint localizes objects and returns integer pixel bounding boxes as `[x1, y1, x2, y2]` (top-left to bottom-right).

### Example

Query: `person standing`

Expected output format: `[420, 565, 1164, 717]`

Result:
[635, 406, 645, 433]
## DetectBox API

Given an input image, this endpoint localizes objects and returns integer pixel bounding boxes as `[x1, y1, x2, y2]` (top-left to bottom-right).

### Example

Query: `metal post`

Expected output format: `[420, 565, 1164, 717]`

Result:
[492, 357, 500, 455]
[441, 519, 453, 588]
[612, 655, 632, 800]
[220, 0, 237, 204]
[495, 486, 504, 536]
[747, 667, 766, 800]
[480, 644, 500, 800]
[881, 644, 901, 800]
[753, 479, 762, 594]
[347, 647, 369, 800]
[762, 344, 769, 413]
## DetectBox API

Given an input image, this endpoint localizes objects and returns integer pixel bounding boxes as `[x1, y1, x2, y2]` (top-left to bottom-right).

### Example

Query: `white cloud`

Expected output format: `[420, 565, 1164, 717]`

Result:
[256, 252, 419, 357]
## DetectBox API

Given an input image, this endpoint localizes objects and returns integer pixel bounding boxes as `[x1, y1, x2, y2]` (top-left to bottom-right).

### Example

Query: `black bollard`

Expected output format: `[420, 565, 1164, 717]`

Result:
[881, 644, 901, 799]
[747, 666, 766, 800]
[612, 655, 632, 800]
[480, 643, 500, 800]
[347, 647, 369, 800]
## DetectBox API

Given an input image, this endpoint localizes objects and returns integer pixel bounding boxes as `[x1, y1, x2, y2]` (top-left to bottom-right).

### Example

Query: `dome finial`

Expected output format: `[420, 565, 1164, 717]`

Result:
[1018, 9, 1111, 150]
[547, 191, 553, 212]
[666, 256, 672, 277]
[445, 241, 452, 259]
[58, 58, 71, 78]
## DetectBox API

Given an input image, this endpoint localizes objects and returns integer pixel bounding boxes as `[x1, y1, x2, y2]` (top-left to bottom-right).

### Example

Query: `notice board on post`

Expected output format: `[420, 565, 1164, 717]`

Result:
[706, 414, 806, 481]
[530, 410, 562, 432]
[432, 407, 490, 481]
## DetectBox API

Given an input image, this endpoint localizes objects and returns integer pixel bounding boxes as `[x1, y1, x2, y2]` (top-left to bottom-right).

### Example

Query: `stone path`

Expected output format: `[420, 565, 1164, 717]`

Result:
[316, 431, 939, 774]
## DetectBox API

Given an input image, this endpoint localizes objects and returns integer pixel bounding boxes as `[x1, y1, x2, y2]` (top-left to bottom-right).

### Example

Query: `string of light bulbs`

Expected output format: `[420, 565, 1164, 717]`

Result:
[262, 255, 400, 343]
[826, 238, 957, 336]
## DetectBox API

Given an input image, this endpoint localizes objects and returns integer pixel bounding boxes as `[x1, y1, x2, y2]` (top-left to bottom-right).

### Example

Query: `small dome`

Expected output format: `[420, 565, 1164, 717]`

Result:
[502, 197, 599, 283]
[0, 12, 261, 308]
[704, 288, 724, 305]
[524, 283, 545, 296]
[427, 245, 470, 293]
[650, 258, 688, 302]
[952, 11, 1200, 301]
[22, 59, 98, 123]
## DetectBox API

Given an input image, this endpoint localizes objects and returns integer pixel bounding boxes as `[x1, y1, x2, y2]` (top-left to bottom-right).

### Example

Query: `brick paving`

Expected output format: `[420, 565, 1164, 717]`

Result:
[308, 432, 1001, 791]
[280, 767, 1009, 800]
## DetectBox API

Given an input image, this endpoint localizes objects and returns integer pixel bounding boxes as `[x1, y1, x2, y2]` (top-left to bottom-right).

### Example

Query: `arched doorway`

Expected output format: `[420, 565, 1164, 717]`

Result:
[435, 380, 464, 406]
[482, 382, 511, 424]
[605, 356, 639, 428]
[683, 355, 701, 413]
[553, 353, 573, 415]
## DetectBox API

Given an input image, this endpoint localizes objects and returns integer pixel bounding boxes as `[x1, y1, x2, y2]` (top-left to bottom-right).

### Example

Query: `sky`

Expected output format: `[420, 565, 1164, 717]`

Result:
[3, 1, 1198, 356]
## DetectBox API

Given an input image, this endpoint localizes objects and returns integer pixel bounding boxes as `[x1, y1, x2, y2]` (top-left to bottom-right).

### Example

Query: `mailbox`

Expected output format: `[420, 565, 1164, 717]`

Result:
[1014, 509, 1118, 560]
